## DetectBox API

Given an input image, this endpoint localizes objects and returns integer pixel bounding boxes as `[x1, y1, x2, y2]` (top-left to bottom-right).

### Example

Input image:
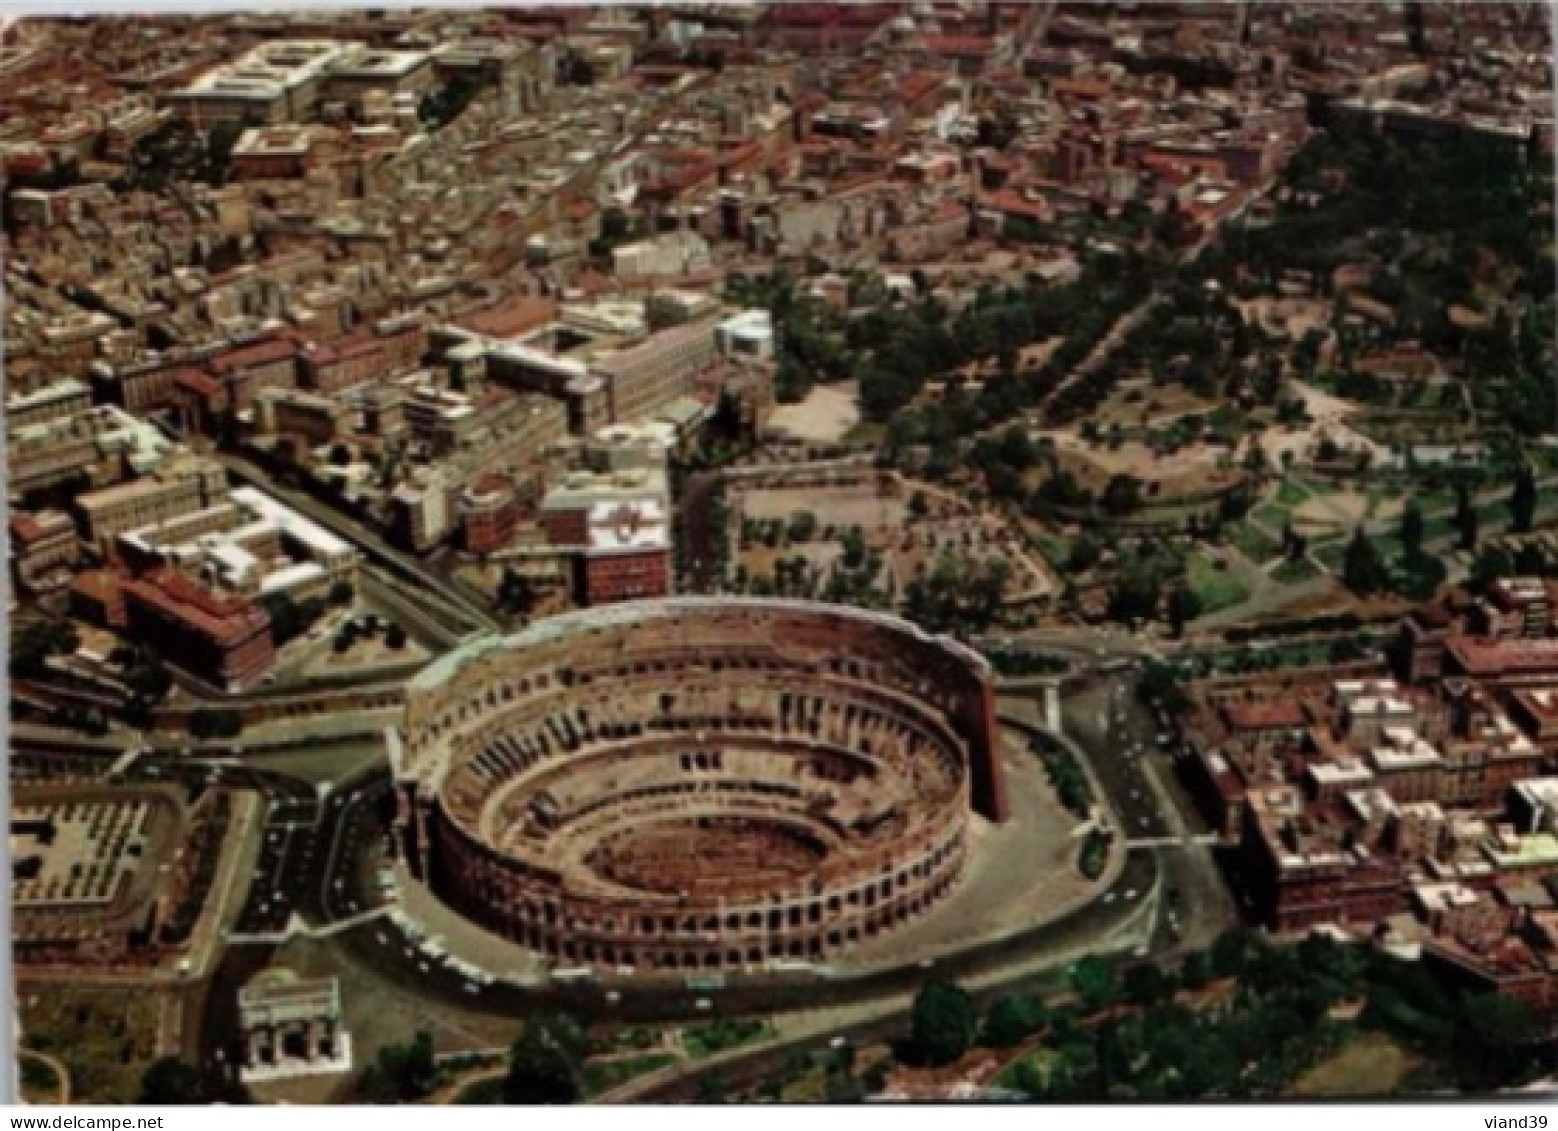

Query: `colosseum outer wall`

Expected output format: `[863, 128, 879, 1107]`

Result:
[390, 598, 1009, 972]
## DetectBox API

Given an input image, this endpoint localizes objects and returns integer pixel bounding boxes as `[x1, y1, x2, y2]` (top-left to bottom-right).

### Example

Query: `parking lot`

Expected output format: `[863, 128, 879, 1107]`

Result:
[233, 799, 321, 936]
[318, 774, 394, 923]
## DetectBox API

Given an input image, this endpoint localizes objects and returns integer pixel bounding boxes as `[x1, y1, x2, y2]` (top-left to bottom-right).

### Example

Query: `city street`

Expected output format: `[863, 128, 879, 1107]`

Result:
[1060, 669, 1238, 953]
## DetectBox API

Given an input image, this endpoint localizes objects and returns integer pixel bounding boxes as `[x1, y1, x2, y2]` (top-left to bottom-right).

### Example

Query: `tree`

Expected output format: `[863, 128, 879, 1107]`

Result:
[1107, 561, 1164, 623]
[122, 652, 174, 701]
[600, 205, 632, 244]
[1068, 956, 1121, 1013]
[1284, 523, 1308, 562]
[1101, 474, 1143, 516]
[1066, 534, 1102, 573]
[359, 1031, 438, 1103]
[502, 1014, 586, 1104]
[59, 705, 109, 736]
[204, 120, 246, 184]
[1179, 951, 1212, 990]
[139, 1057, 208, 1104]
[1167, 585, 1202, 637]
[1342, 528, 1390, 595]
[560, 54, 595, 87]
[1455, 484, 1479, 552]
[1123, 964, 1176, 1008]
[786, 510, 819, 544]
[189, 708, 243, 740]
[12, 619, 80, 680]
[1400, 498, 1425, 560]
[982, 993, 1048, 1049]
[497, 569, 537, 617]
[1511, 462, 1538, 533]
[261, 592, 316, 645]
[904, 553, 1010, 637]
[907, 980, 978, 1066]
[1470, 543, 1515, 591]
[1209, 927, 1261, 979]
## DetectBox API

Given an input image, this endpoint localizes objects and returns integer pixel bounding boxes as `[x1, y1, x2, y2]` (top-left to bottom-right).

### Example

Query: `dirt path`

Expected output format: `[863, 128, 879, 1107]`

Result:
[428, 1065, 505, 1106]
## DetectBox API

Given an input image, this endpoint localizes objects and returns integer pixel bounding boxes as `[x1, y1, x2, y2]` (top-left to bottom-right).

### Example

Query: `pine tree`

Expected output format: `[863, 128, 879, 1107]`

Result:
[1512, 463, 1538, 534]
[1400, 499, 1425, 560]
[1456, 485, 1480, 552]
[1343, 528, 1389, 595]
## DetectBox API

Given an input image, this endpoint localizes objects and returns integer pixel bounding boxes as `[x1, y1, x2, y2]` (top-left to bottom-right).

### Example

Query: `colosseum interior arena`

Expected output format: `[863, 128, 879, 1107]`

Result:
[390, 598, 1009, 974]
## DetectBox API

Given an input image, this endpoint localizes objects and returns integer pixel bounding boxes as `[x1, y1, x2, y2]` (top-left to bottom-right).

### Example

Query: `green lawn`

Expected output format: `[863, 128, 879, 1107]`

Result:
[1275, 479, 1312, 507]
[1185, 552, 1251, 614]
[1036, 534, 1074, 571]
[1271, 557, 1323, 585]
[682, 1019, 772, 1060]
[1228, 521, 1280, 564]
[1421, 512, 1457, 543]
[1414, 488, 1458, 515]
[1250, 502, 1293, 531]
[19, 990, 161, 1104]
[841, 421, 886, 446]
[583, 1053, 679, 1098]
[1315, 538, 1351, 573]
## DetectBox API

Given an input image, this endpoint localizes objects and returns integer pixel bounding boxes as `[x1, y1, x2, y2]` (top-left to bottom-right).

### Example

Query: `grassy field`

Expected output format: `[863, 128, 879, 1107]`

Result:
[840, 421, 886, 447]
[1274, 478, 1312, 507]
[1250, 502, 1293, 531]
[1035, 533, 1075, 571]
[1270, 557, 1324, 585]
[1289, 1031, 1419, 1098]
[1228, 521, 1280, 564]
[682, 1018, 772, 1060]
[582, 1053, 679, 1098]
[1185, 552, 1251, 613]
[18, 987, 164, 1103]
[1315, 538, 1351, 573]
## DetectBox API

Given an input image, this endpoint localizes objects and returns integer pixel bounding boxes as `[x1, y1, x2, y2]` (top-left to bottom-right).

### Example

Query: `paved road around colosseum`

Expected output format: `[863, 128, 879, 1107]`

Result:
[834, 744, 1093, 968]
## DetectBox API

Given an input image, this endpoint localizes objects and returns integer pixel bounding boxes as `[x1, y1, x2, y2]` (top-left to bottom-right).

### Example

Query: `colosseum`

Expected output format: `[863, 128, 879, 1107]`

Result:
[390, 597, 1009, 973]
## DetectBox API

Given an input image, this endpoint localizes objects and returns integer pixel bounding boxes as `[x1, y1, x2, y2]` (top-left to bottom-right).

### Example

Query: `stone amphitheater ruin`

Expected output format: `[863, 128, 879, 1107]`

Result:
[390, 598, 1009, 973]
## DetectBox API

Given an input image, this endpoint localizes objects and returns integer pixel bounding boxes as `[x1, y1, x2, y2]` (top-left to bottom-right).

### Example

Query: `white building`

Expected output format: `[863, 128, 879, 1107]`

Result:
[716, 310, 775, 361]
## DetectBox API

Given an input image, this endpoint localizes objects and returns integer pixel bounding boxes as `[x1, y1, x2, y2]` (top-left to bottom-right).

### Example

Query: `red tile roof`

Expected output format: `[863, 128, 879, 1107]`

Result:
[1448, 637, 1558, 678]
[1224, 702, 1307, 730]
[207, 338, 297, 374]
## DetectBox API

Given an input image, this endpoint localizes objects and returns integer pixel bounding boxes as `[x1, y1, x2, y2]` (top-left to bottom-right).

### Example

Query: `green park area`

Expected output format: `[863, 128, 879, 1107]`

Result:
[1184, 552, 1250, 614]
